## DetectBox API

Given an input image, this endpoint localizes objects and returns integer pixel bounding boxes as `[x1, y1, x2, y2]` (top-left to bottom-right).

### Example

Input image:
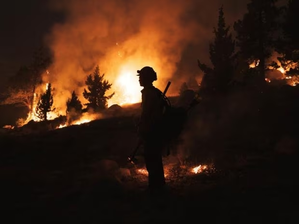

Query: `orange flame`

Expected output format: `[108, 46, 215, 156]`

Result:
[191, 165, 207, 174]
[137, 168, 148, 175]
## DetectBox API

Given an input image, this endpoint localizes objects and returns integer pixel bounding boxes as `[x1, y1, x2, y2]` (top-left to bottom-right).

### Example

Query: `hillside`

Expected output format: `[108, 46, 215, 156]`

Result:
[0, 92, 298, 224]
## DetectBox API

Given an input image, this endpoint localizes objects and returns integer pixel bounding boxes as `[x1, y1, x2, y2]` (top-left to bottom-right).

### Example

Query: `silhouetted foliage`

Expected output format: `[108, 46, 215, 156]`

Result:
[35, 83, 55, 121]
[3, 47, 52, 113]
[83, 65, 114, 112]
[198, 6, 235, 95]
[67, 91, 83, 114]
[234, 0, 280, 83]
[1, 67, 34, 110]
[66, 91, 83, 124]
[209, 6, 235, 90]
[275, 0, 299, 76]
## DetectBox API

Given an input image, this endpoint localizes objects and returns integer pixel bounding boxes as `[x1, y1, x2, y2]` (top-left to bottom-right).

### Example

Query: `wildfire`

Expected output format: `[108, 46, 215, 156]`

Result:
[108, 59, 151, 107]
[18, 83, 60, 127]
[58, 124, 67, 129]
[277, 67, 285, 74]
[57, 112, 101, 129]
[137, 168, 148, 175]
[249, 58, 299, 87]
[136, 164, 209, 177]
[191, 165, 207, 174]
[18, 60, 161, 129]
[249, 60, 260, 68]
[136, 168, 170, 178]
[112, 66, 142, 106]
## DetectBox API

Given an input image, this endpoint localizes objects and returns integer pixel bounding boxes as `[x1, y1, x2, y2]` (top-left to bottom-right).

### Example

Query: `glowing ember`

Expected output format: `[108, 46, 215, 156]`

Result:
[136, 164, 209, 177]
[136, 168, 169, 178]
[3, 125, 14, 129]
[284, 75, 299, 86]
[191, 165, 207, 174]
[58, 124, 67, 129]
[249, 60, 260, 68]
[265, 78, 271, 83]
[137, 168, 148, 175]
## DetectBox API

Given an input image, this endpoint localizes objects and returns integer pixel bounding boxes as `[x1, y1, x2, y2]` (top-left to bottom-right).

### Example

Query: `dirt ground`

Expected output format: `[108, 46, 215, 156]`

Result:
[0, 115, 298, 224]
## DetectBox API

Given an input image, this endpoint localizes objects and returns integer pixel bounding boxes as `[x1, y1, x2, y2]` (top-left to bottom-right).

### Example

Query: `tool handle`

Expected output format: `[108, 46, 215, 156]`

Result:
[162, 81, 171, 96]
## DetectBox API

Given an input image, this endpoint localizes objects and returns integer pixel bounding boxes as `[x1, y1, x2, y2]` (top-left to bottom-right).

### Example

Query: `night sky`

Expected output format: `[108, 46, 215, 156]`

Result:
[0, 0, 64, 87]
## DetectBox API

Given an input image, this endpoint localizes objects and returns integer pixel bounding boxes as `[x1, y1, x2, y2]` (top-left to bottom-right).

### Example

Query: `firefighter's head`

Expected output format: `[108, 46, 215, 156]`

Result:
[137, 66, 157, 86]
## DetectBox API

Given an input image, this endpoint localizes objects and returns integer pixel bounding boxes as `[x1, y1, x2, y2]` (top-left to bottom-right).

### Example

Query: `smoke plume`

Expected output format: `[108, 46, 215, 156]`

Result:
[44, 0, 247, 112]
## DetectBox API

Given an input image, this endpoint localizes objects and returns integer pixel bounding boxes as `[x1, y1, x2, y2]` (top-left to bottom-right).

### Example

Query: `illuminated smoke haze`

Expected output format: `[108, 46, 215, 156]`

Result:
[44, 0, 247, 112]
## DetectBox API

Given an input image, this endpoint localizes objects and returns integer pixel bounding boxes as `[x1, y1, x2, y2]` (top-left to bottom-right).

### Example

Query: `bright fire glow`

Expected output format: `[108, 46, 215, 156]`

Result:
[249, 60, 260, 68]
[57, 113, 101, 129]
[111, 65, 142, 106]
[249, 57, 299, 87]
[136, 168, 169, 178]
[20, 83, 60, 126]
[58, 124, 67, 129]
[136, 164, 209, 177]
[137, 168, 148, 175]
[277, 67, 285, 74]
[191, 165, 207, 174]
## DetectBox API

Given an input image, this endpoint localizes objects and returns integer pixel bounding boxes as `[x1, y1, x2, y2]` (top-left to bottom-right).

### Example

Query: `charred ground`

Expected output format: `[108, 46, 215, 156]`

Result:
[0, 86, 298, 224]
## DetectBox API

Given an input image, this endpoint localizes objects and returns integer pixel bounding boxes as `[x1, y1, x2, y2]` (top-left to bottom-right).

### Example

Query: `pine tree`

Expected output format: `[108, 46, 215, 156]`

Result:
[83, 65, 114, 111]
[67, 91, 83, 114]
[35, 83, 54, 121]
[198, 6, 235, 94]
[234, 0, 279, 83]
[29, 47, 52, 116]
[66, 91, 83, 124]
[210, 6, 235, 91]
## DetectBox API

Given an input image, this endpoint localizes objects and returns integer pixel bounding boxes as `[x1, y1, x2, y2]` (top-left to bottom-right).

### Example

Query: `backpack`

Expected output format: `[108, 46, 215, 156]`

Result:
[155, 88, 188, 147]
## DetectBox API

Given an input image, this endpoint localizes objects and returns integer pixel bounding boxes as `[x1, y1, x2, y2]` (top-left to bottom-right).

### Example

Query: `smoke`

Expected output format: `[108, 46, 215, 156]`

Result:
[44, 0, 248, 113]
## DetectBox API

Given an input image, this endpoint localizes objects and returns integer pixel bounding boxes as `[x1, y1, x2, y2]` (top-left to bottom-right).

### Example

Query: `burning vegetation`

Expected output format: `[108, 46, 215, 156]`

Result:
[1, 0, 298, 132]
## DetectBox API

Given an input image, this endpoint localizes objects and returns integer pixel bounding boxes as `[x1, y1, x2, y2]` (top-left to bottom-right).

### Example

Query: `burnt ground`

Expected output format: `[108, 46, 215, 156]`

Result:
[0, 87, 299, 224]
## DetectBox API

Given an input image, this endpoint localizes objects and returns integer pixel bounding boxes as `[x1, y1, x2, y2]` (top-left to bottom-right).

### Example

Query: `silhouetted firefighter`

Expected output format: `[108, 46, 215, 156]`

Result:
[134, 66, 167, 194]
[128, 66, 199, 195]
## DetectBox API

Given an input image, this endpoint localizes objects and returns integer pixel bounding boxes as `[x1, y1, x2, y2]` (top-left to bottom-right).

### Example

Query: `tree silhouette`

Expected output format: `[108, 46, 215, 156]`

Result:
[1, 47, 52, 116]
[66, 91, 83, 124]
[234, 0, 279, 83]
[83, 65, 114, 112]
[198, 6, 235, 95]
[35, 83, 55, 121]
[1, 66, 33, 109]
[275, 0, 299, 76]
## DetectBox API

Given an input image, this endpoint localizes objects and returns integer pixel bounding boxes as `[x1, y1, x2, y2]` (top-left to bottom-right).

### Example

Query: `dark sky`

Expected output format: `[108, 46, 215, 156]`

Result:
[0, 0, 64, 88]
